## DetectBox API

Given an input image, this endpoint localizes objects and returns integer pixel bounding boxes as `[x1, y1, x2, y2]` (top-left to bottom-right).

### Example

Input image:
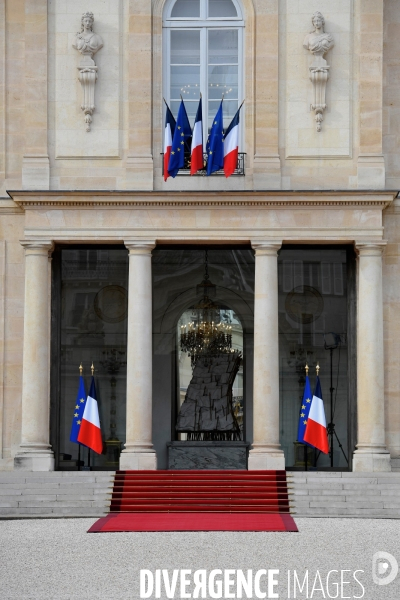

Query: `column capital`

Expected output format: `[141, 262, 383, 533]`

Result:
[20, 240, 54, 255]
[355, 241, 387, 256]
[124, 240, 156, 255]
[251, 241, 282, 256]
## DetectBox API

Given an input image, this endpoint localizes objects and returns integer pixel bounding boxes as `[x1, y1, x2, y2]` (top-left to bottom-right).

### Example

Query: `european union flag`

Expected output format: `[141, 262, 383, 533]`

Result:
[297, 374, 313, 445]
[70, 373, 87, 444]
[168, 99, 192, 178]
[206, 101, 224, 175]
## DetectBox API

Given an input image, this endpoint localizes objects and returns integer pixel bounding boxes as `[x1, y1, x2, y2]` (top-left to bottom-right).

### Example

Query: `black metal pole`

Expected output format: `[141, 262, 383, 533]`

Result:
[78, 444, 81, 472]
[88, 448, 91, 470]
[330, 348, 334, 468]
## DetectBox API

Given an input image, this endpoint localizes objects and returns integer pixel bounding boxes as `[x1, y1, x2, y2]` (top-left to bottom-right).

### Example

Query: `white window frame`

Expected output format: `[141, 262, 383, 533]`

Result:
[163, 0, 244, 146]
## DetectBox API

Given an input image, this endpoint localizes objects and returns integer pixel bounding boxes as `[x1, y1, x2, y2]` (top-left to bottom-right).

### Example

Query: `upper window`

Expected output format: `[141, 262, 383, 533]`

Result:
[164, 0, 244, 131]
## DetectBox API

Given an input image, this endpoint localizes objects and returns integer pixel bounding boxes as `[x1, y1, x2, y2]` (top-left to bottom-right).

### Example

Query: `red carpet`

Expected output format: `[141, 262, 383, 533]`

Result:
[89, 470, 297, 532]
[89, 512, 298, 532]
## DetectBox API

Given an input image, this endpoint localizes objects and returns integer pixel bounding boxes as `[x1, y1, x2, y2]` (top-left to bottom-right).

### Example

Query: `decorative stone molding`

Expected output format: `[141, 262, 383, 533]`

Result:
[303, 12, 334, 132]
[72, 12, 103, 132]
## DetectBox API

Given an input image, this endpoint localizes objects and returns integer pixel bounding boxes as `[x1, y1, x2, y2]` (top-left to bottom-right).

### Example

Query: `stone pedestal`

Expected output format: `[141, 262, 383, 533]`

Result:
[353, 242, 391, 472]
[14, 241, 54, 471]
[248, 242, 285, 470]
[120, 241, 157, 470]
[167, 442, 249, 470]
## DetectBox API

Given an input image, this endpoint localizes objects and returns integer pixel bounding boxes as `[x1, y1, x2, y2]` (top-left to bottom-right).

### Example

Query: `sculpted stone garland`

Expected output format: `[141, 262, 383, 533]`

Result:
[72, 12, 103, 132]
[303, 12, 334, 132]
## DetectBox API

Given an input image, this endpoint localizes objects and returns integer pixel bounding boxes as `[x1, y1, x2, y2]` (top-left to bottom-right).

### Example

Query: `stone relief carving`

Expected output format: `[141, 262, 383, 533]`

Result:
[72, 12, 103, 132]
[303, 11, 334, 132]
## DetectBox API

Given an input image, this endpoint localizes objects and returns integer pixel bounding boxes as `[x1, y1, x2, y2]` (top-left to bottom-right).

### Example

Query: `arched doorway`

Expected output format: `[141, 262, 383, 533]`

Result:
[176, 304, 244, 441]
[152, 246, 254, 468]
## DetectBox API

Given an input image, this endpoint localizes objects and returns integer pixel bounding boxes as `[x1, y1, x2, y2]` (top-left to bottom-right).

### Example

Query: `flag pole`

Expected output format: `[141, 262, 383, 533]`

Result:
[78, 363, 83, 471]
[88, 361, 95, 471]
[304, 363, 309, 472]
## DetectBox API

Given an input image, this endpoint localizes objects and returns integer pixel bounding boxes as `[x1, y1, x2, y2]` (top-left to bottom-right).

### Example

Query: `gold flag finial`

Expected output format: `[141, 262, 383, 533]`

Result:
[79, 363, 83, 376]
[305, 363, 309, 376]
[316, 362, 320, 376]
[91, 362, 94, 376]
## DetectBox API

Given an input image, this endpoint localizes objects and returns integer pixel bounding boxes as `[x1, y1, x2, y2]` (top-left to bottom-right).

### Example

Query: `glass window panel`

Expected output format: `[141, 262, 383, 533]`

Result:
[59, 248, 129, 470]
[152, 247, 254, 451]
[208, 65, 238, 99]
[208, 99, 238, 129]
[208, 0, 238, 18]
[278, 248, 349, 469]
[171, 30, 200, 64]
[171, 66, 200, 99]
[171, 100, 198, 122]
[208, 30, 238, 64]
[171, 0, 200, 18]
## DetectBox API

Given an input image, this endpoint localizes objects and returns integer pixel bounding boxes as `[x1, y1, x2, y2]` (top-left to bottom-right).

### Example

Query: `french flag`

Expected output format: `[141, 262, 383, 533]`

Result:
[223, 102, 243, 178]
[191, 96, 203, 175]
[77, 376, 103, 454]
[303, 376, 329, 454]
[163, 101, 176, 181]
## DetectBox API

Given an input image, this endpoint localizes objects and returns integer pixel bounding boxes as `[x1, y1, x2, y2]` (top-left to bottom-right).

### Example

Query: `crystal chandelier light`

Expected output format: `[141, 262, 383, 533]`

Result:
[180, 250, 233, 364]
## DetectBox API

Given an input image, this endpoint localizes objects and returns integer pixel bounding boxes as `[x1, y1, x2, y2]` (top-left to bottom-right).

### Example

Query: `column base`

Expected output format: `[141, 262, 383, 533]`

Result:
[353, 449, 392, 472]
[14, 451, 55, 472]
[248, 448, 285, 471]
[119, 451, 157, 470]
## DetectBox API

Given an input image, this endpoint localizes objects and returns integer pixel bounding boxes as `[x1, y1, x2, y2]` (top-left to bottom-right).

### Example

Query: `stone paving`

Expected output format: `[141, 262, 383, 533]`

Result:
[0, 518, 400, 599]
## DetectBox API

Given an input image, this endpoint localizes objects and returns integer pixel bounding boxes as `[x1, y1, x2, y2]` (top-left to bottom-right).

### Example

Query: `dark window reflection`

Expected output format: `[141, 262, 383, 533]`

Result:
[279, 247, 350, 469]
[59, 248, 128, 470]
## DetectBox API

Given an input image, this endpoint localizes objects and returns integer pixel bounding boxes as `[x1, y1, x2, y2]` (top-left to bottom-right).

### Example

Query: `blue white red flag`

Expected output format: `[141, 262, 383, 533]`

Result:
[304, 376, 329, 454]
[163, 102, 176, 181]
[206, 101, 224, 175]
[297, 374, 313, 445]
[223, 103, 242, 177]
[167, 99, 192, 178]
[190, 96, 203, 175]
[70, 373, 87, 445]
[77, 376, 103, 454]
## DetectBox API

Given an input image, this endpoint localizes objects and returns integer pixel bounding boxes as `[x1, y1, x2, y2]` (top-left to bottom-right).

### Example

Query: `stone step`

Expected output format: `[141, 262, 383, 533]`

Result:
[17, 500, 109, 508]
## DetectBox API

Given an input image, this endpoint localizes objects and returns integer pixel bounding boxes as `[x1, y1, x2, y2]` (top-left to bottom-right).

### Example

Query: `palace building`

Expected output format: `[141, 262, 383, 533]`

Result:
[0, 0, 399, 476]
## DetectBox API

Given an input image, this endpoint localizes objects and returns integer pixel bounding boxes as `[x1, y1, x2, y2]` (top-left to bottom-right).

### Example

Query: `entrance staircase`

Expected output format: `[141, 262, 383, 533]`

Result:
[110, 470, 291, 513]
[287, 472, 400, 518]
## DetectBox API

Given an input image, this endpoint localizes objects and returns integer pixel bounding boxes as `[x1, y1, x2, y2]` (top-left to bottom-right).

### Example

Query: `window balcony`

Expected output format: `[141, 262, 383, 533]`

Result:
[161, 152, 245, 176]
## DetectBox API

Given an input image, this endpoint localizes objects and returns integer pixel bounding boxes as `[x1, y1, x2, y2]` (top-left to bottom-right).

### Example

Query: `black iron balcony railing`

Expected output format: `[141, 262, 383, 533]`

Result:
[161, 152, 245, 176]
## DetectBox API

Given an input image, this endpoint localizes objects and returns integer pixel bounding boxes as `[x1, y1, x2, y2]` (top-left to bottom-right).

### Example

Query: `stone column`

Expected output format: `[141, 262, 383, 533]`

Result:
[120, 241, 157, 470]
[248, 242, 285, 470]
[14, 241, 54, 471]
[353, 242, 391, 471]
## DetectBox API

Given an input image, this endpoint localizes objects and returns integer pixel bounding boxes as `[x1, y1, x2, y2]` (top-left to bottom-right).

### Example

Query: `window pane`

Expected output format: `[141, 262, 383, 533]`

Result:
[208, 99, 238, 129]
[208, 65, 238, 99]
[171, 30, 200, 64]
[171, 100, 198, 122]
[171, 0, 200, 18]
[171, 66, 200, 99]
[209, 0, 238, 18]
[208, 30, 238, 64]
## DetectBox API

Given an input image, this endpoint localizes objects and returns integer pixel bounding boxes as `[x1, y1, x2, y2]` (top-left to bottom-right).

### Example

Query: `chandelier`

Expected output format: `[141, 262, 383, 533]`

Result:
[180, 250, 233, 364]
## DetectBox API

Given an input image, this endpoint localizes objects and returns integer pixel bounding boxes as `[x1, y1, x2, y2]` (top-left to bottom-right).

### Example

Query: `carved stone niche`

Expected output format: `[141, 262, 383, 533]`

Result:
[72, 12, 104, 132]
[303, 11, 334, 132]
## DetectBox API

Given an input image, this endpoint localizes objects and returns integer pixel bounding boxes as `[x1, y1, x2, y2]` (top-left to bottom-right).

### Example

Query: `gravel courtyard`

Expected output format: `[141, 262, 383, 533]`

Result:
[0, 518, 399, 599]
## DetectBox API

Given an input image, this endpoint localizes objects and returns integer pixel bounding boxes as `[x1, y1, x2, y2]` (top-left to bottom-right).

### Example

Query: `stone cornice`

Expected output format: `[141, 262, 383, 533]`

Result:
[6, 190, 397, 210]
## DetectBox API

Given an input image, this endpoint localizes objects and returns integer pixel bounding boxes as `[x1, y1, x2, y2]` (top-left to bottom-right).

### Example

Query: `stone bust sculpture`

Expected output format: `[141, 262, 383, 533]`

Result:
[303, 11, 334, 59]
[72, 12, 103, 65]
[72, 12, 103, 132]
[303, 12, 334, 132]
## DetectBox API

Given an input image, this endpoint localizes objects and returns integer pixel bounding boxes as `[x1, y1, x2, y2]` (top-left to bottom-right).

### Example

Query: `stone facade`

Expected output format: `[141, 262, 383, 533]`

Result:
[0, 0, 399, 472]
